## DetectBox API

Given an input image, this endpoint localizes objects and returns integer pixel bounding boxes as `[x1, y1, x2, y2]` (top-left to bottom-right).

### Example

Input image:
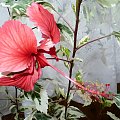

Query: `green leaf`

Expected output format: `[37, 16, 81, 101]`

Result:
[24, 83, 42, 100]
[58, 88, 65, 98]
[57, 23, 73, 37]
[75, 71, 83, 83]
[97, 0, 119, 7]
[113, 31, 120, 42]
[24, 111, 36, 120]
[76, 90, 92, 106]
[67, 106, 86, 119]
[77, 36, 90, 48]
[83, 6, 94, 21]
[113, 94, 120, 109]
[48, 103, 64, 118]
[36, 1, 55, 10]
[101, 99, 113, 108]
[107, 111, 120, 120]
[9, 105, 17, 114]
[37, 89, 48, 114]
[72, 3, 76, 15]
[61, 46, 71, 58]
[57, 46, 71, 59]
[64, 61, 70, 69]
[34, 112, 52, 120]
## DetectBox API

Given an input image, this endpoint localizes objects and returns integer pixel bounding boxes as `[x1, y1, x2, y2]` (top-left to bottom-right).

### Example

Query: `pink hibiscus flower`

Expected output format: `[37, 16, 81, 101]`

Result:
[0, 3, 112, 99]
[0, 3, 60, 91]
[27, 3, 60, 44]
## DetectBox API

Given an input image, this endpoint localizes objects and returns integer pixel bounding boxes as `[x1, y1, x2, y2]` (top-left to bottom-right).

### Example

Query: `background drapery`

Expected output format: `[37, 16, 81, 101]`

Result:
[0, 0, 120, 116]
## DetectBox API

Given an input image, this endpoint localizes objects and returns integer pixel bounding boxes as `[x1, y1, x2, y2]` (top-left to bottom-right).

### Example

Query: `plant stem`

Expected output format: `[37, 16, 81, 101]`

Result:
[65, 0, 82, 119]
[47, 57, 71, 62]
[76, 33, 113, 51]
[15, 87, 19, 120]
[7, 7, 11, 18]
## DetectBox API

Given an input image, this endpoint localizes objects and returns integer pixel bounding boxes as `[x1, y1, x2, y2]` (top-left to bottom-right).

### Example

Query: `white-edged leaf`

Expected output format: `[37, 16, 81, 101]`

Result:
[107, 111, 120, 120]
[77, 35, 90, 48]
[76, 90, 92, 106]
[67, 106, 86, 119]
[39, 89, 48, 114]
[59, 88, 65, 97]
[24, 111, 36, 120]
[97, 0, 119, 7]
[113, 94, 120, 109]
[34, 98, 40, 111]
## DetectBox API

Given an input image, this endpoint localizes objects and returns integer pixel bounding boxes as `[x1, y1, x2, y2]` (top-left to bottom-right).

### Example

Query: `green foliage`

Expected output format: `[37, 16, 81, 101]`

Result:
[22, 83, 49, 119]
[34, 112, 52, 120]
[77, 36, 90, 48]
[97, 0, 119, 7]
[9, 104, 17, 114]
[2, 0, 32, 19]
[101, 98, 113, 108]
[24, 83, 42, 100]
[2, 0, 55, 19]
[57, 23, 73, 37]
[48, 102, 85, 120]
[36, 1, 55, 10]
[71, 3, 76, 15]
[66, 106, 86, 120]
[57, 46, 71, 69]
[75, 70, 83, 84]
[83, 5, 94, 21]
[113, 94, 120, 109]
[107, 111, 120, 120]
[58, 46, 71, 58]
[113, 31, 120, 42]
[55, 87, 65, 98]
[24, 111, 36, 120]
[76, 90, 92, 106]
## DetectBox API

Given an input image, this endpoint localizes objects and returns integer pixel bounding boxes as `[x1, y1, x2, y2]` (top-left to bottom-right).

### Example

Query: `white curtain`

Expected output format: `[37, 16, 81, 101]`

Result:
[0, 0, 120, 115]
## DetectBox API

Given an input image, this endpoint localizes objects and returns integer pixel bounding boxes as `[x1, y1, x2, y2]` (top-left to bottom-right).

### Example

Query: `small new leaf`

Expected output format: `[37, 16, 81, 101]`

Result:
[72, 4, 76, 15]
[75, 71, 83, 84]
[77, 36, 90, 48]
[58, 46, 71, 59]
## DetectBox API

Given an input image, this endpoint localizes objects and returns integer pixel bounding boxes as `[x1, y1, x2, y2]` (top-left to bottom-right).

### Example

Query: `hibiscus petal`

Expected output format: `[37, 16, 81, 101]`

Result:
[0, 67, 41, 91]
[27, 3, 60, 44]
[0, 20, 37, 72]
[37, 54, 49, 68]
[38, 39, 55, 51]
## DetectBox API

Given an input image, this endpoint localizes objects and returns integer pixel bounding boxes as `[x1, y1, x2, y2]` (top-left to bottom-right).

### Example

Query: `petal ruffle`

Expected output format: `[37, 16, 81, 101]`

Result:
[27, 3, 60, 44]
[0, 20, 37, 72]
[38, 39, 55, 51]
[0, 66, 41, 91]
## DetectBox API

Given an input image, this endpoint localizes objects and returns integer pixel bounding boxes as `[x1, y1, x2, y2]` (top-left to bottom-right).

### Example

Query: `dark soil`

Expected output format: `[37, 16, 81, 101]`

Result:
[70, 101, 120, 120]
[2, 112, 24, 120]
